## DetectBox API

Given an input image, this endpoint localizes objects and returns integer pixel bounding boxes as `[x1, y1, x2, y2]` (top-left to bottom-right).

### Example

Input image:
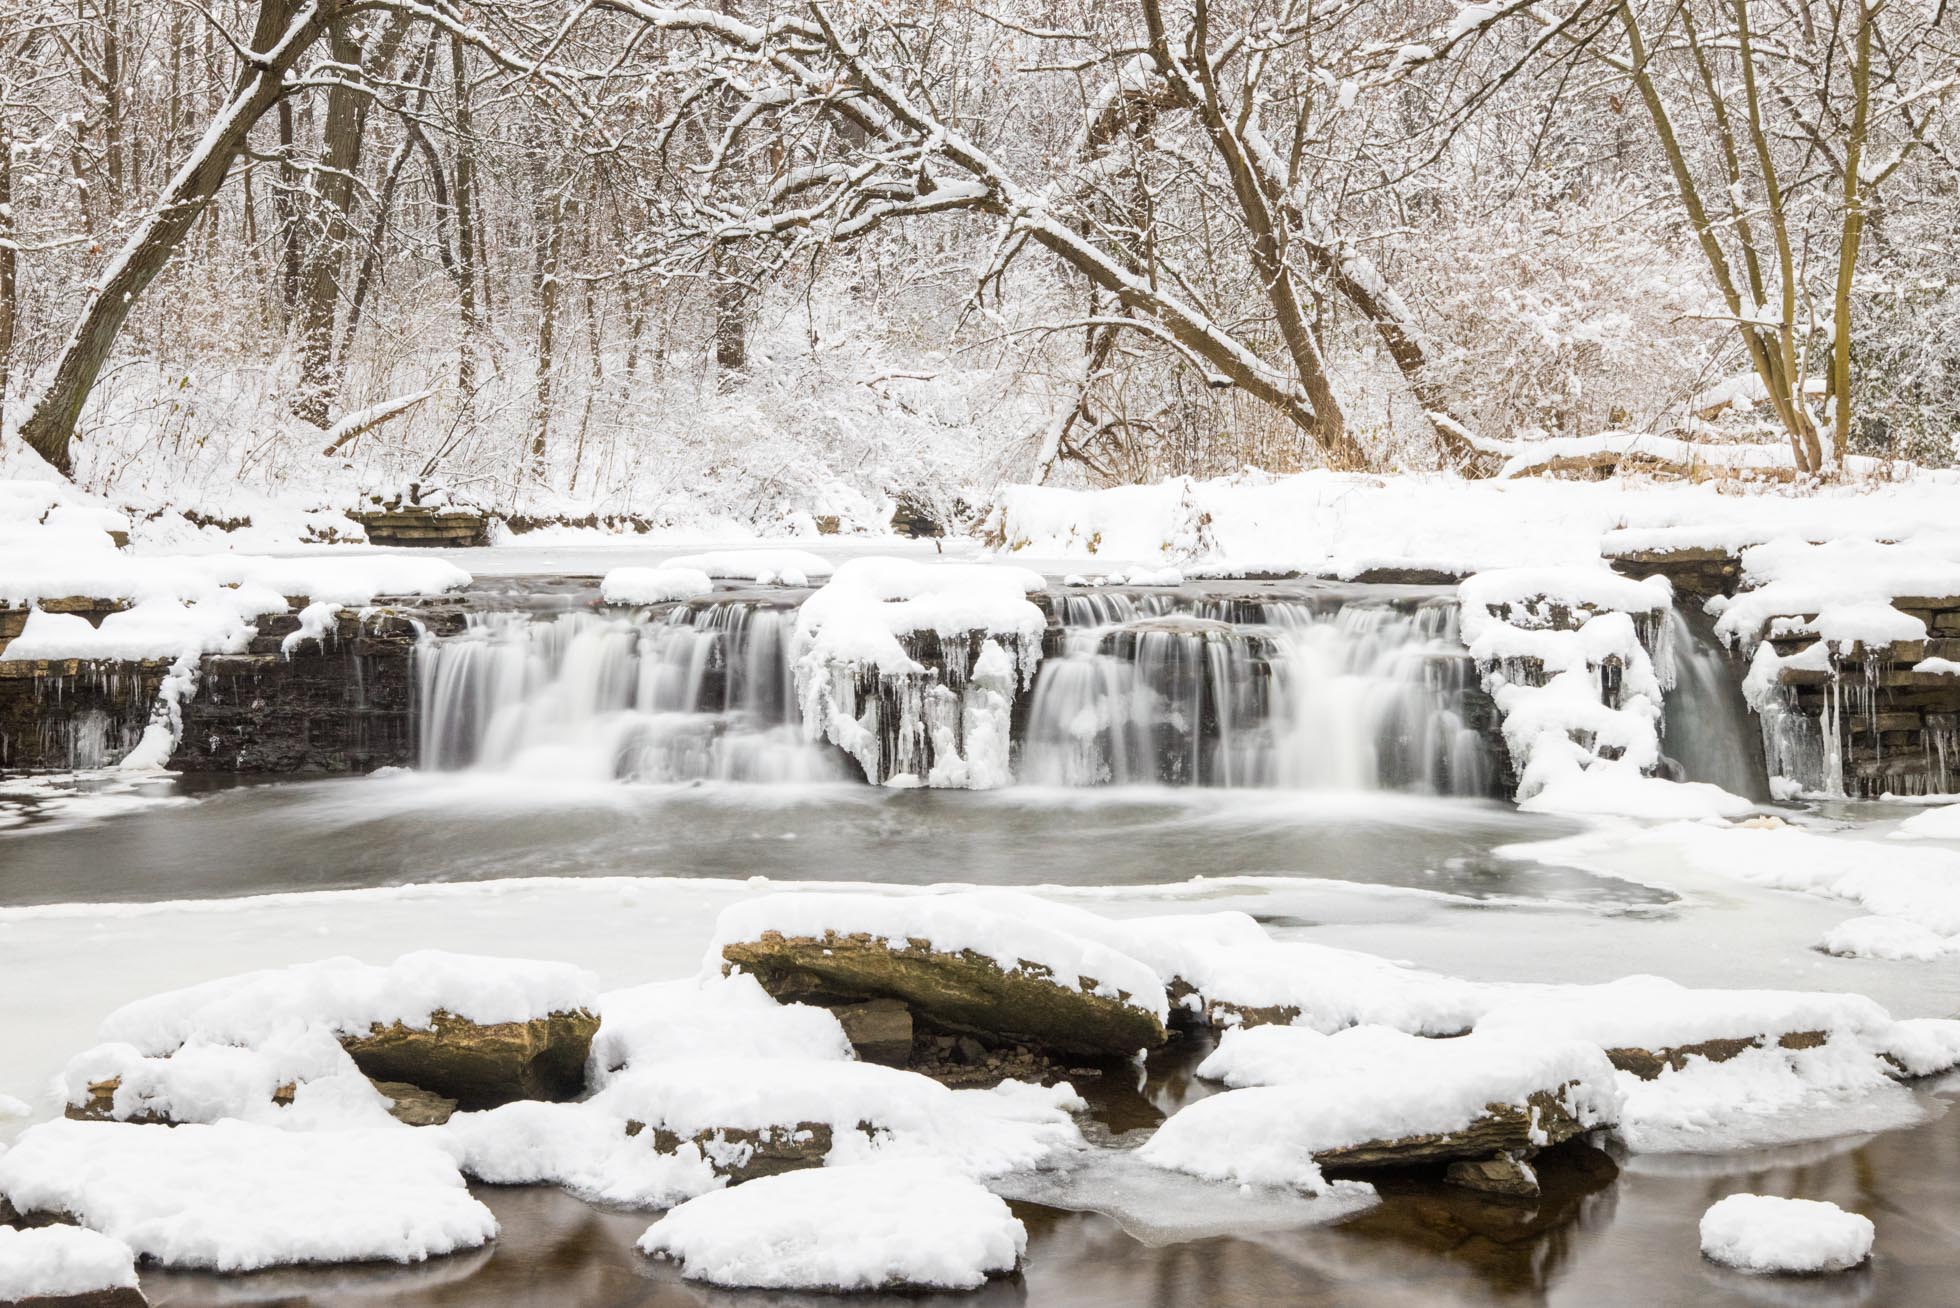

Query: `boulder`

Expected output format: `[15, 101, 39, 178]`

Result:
[723, 931, 1165, 1058]
[1445, 1152, 1540, 1198]
[64, 1078, 294, 1126]
[339, 1009, 598, 1109]
[626, 1119, 850, 1184]
[1315, 1087, 1594, 1172]
[369, 1080, 457, 1127]
[830, 999, 913, 1067]
[1606, 1030, 1825, 1080]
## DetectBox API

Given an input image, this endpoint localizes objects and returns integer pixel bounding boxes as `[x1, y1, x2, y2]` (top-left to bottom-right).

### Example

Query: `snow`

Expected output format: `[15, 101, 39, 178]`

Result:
[792, 556, 1046, 674]
[638, 1161, 1025, 1291]
[598, 566, 714, 605]
[98, 951, 599, 1055]
[1139, 1026, 1620, 1191]
[1818, 916, 1952, 961]
[666, 549, 834, 586]
[0, 1226, 139, 1302]
[1893, 802, 1960, 840]
[0, 1095, 28, 1120]
[589, 973, 853, 1083]
[1699, 1194, 1874, 1274]
[1472, 975, 1894, 1054]
[1168, 936, 1489, 1035]
[0, 1119, 497, 1271]
[437, 1059, 1082, 1208]
[710, 891, 1169, 1021]
[59, 1028, 395, 1129]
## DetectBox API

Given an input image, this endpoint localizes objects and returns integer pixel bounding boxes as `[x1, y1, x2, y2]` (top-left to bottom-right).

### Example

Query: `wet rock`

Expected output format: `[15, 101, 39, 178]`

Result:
[627, 1119, 850, 1184]
[1445, 1153, 1540, 1199]
[1318, 1087, 1594, 1171]
[369, 1079, 457, 1127]
[723, 931, 1166, 1058]
[0, 1289, 150, 1308]
[830, 999, 913, 1067]
[1606, 1030, 1825, 1081]
[339, 1009, 599, 1110]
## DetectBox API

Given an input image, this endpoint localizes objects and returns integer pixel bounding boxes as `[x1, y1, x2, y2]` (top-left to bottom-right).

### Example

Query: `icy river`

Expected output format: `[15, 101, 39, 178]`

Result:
[3, 560, 1958, 1306]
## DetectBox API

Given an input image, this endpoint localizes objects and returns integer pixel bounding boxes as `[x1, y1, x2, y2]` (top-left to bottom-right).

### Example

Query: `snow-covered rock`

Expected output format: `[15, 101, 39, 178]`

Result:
[598, 566, 713, 605]
[589, 974, 853, 1085]
[0, 1119, 497, 1272]
[637, 1160, 1025, 1291]
[1138, 1027, 1621, 1191]
[1818, 916, 1951, 961]
[667, 549, 832, 586]
[1699, 1194, 1874, 1274]
[59, 1029, 394, 1129]
[713, 892, 1169, 1055]
[0, 1226, 140, 1304]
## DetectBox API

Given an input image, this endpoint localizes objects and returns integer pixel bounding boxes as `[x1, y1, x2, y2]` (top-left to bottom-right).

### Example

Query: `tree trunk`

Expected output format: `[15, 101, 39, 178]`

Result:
[449, 35, 483, 427]
[0, 129, 16, 433]
[17, 0, 338, 476]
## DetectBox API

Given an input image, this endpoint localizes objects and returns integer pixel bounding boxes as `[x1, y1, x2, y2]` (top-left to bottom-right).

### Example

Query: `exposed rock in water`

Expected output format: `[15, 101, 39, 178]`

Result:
[723, 930, 1166, 1058]
[339, 1009, 598, 1110]
[0, 1288, 150, 1308]
[1445, 1152, 1541, 1199]
[830, 999, 913, 1068]
[1606, 1030, 1826, 1081]
[1318, 1087, 1594, 1172]
[626, 1119, 854, 1184]
[369, 1079, 457, 1127]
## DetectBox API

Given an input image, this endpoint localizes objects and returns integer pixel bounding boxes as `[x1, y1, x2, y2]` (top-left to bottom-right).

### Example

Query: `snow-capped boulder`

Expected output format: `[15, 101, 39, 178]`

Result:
[0, 1226, 144, 1308]
[1140, 1027, 1621, 1191]
[714, 894, 1169, 1059]
[638, 1161, 1025, 1291]
[95, 952, 601, 1110]
[1699, 1194, 1874, 1274]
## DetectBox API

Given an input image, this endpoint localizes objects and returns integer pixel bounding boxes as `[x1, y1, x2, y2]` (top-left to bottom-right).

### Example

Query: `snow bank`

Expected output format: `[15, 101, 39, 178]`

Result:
[99, 951, 599, 1054]
[638, 1161, 1025, 1290]
[0, 1226, 139, 1302]
[1139, 1026, 1620, 1191]
[667, 549, 832, 586]
[0, 1119, 496, 1271]
[1699, 1194, 1873, 1274]
[710, 892, 1169, 1019]
[1711, 537, 1960, 655]
[590, 974, 852, 1084]
[598, 566, 713, 605]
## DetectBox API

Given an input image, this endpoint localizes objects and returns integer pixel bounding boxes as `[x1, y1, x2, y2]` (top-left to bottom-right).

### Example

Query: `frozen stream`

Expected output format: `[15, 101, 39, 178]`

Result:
[3, 566, 1959, 1305]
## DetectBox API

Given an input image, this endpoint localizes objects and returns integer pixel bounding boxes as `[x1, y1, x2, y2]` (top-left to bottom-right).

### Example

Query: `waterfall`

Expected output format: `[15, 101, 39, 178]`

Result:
[1659, 608, 1773, 800]
[1019, 593, 1500, 794]
[413, 605, 840, 783]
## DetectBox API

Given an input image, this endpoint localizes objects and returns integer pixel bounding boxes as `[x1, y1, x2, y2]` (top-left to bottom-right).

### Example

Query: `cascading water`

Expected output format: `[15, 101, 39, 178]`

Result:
[1659, 608, 1773, 800]
[1020, 592, 1501, 794]
[414, 604, 840, 783]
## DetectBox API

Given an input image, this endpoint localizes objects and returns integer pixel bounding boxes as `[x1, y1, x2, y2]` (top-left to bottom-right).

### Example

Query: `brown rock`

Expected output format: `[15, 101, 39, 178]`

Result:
[830, 999, 913, 1067]
[1, 1290, 149, 1308]
[1318, 1087, 1595, 1171]
[723, 931, 1165, 1058]
[1606, 1030, 1825, 1080]
[1445, 1152, 1541, 1198]
[339, 1008, 598, 1109]
[628, 1119, 861, 1183]
[369, 1079, 457, 1127]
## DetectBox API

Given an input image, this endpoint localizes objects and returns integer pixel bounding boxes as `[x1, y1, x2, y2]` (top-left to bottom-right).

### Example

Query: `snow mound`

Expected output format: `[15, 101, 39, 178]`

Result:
[1138, 1027, 1620, 1191]
[1176, 937, 1490, 1035]
[710, 891, 1169, 1019]
[0, 1119, 497, 1271]
[637, 1160, 1025, 1291]
[0, 1226, 139, 1302]
[1893, 802, 1960, 841]
[667, 549, 832, 586]
[98, 951, 599, 1054]
[590, 974, 852, 1085]
[599, 566, 713, 605]
[1818, 916, 1951, 961]
[59, 1028, 394, 1129]
[437, 1058, 1082, 1208]
[1699, 1194, 1874, 1274]
[793, 556, 1046, 676]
